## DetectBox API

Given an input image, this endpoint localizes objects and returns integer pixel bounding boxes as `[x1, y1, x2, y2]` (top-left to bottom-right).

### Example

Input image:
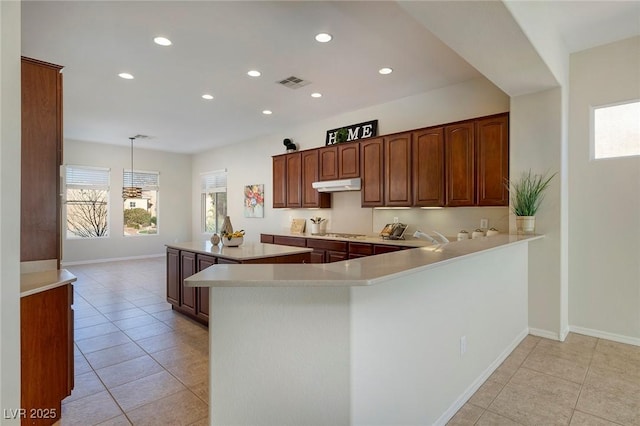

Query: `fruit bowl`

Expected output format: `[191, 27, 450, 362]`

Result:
[221, 236, 243, 247]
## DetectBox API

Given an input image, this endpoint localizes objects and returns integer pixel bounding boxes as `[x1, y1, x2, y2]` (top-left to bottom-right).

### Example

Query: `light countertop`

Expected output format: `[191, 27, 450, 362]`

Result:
[185, 234, 543, 288]
[167, 241, 312, 261]
[21, 269, 77, 298]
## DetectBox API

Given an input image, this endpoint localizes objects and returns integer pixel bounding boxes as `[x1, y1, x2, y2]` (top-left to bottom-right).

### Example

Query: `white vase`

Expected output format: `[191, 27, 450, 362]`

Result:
[516, 216, 536, 234]
[310, 223, 320, 234]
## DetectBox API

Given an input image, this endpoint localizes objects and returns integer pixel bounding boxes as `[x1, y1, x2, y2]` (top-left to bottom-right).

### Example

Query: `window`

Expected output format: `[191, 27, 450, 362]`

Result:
[202, 169, 227, 234]
[65, 165, 110, 238]
[123, 170, 159, 236]
[593, 100, 640, 159]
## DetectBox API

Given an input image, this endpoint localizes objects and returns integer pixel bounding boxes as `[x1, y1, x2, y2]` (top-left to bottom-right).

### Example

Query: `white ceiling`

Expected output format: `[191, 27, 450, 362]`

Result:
[21, 1, 640, 154]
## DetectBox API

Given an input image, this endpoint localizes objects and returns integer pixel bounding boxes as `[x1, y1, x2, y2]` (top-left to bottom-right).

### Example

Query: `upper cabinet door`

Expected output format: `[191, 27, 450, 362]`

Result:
[319, 146, 338, 181]
[272, 155, 287, 208]
[286, 152, 302, 208]
[413, 127, 445, 207]
[360, 138, 384, 207]
[338, 143, 360, 178]
[384, 133, 412, 207]
[302, 150, 331, 208]
[476, 114, 509, 206]
[21, 57, 63, 263]
[445, 121, 475, 207]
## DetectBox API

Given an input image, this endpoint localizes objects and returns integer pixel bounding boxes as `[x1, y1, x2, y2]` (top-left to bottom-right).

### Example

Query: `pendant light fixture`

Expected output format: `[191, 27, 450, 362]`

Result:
[122, 136, 143, 199]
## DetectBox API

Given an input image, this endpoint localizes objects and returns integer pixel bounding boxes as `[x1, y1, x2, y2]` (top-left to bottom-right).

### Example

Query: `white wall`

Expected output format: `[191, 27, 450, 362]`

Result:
[0, 0, 22, 420]
[63, 140, 192, 264]
[568, 37, 640, 342]
[192, 77, 510, 242]
[510, 88, 564, 339]
[351, 243, 529, 425]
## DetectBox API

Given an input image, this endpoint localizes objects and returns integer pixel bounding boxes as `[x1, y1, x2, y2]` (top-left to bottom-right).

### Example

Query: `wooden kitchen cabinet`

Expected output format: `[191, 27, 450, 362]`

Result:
[360, 138, 385, 207]
[384, 132, 413, 206]
[180, 251, 197, 316]
[302, 150, 331, 208]
[272, 155, 287, 208]
[286, 153, 302, 208]
[196, 255, 217, 322]
[21, 284, 73, 426]
[21, 57, 63, 264]
[273, 235, 307, 247]
[348, 242, 373, 259]
[274, 151, 329, 209]
[413, 127, 445, 207]
[476, 114, 509, 206]
[306, 239, 348, 263]
[166, 248, 180, 305]
[445, 121, 475, 206]
[319, 143, 360, 181]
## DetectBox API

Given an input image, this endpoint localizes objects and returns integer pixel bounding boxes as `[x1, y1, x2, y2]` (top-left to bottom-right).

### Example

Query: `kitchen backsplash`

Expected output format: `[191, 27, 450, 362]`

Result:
[278, 191, 509, 238]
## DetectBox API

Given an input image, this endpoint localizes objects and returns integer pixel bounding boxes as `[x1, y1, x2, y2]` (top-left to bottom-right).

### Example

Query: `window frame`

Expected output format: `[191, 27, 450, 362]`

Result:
[201, 169, 228, 235]
[591, 99, 640, 161]
[123, 169, 160, 237]
[64, 165, 111, 240]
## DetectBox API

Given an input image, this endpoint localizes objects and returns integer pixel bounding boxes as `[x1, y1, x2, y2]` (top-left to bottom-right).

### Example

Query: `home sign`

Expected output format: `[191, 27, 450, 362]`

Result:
[325, 120, 378, 146]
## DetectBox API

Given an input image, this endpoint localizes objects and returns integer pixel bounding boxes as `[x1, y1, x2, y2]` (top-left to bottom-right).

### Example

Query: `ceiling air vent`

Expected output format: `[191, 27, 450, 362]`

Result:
[277, 76, 311, 90]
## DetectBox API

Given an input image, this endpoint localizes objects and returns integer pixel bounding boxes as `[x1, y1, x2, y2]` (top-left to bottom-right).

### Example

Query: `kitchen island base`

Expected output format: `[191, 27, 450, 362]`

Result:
[204, 241, 530, 425]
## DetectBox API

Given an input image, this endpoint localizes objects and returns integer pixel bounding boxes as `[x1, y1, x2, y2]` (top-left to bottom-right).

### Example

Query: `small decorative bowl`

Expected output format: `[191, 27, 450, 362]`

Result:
[221, 237, 243, 247]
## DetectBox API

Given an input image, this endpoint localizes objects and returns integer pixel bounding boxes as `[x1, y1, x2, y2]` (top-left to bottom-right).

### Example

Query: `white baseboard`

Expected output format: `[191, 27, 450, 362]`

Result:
[434, 327, 530, 426]
[61, 253, 164, 266]
[528, 327, 564, 341]
[570, 325, 640, 347]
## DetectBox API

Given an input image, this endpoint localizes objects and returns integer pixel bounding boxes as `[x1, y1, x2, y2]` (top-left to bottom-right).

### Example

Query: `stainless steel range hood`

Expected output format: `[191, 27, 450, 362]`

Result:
[312, 178, 361, 192]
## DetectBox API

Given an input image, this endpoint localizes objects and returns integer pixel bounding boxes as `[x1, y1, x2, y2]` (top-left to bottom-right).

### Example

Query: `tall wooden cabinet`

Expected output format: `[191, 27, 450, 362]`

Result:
[476, 114, 509, 206]
[20, 57, 71, 426]
[21, 57, 63, 264]
[384, 132, 413, 207]
[413, 127, 445, 207]
[301, 150, 331, 208]
[445, 121, 475, 206]
[360, 138, 385, 207]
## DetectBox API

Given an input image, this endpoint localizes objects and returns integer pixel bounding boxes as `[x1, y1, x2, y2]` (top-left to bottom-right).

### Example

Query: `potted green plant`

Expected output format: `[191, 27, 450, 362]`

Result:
[506, 170, 556, 234]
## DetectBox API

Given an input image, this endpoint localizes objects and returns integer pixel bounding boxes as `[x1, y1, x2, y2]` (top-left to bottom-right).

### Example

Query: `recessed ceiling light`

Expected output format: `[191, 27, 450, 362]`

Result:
[379, 67, 393, 75]
[153, 36, 172, 46]
[202, 94, 214, 100]
[315, 33, 332, 43]
[248, 70, 261, 77]
[311, 92, 322, 98]
[262, 110, 273, 115]
[118, 72, 134, 79]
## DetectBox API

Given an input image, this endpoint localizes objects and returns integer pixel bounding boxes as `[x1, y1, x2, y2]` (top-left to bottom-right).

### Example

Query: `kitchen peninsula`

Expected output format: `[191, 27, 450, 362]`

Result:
[165, 241, 311, 324]
[185, 234, 543, 425]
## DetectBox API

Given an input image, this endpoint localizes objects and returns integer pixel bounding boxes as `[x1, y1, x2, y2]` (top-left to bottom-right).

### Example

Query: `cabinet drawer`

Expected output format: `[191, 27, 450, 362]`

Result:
[273, 236, 307, 247]
[373, 244, 405, 255]
[260, 234, 274, 244]
[306, 239, 348, 252]
[348, 242, 373, 256]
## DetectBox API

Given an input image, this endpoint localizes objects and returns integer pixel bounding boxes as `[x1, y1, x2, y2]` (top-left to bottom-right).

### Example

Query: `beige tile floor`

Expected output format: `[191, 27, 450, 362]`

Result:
[60, 258, 640, 426]
[61, 257, 209, 426]
[448, 333, 640, 426]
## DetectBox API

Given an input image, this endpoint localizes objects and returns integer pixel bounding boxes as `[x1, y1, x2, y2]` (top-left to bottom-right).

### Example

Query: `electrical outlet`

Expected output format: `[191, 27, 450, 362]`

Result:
[480, 218, 488, 229]
[460, 336, 467, 355]
[393, 217, 399, 223]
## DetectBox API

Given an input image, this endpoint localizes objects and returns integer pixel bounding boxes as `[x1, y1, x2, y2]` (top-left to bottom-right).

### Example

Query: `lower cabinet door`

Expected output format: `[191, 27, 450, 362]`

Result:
[327, 251, 347, 263]
[310, 250, 325, 264]
[196, 255, 216, 323]
[180, 251, 197, 315]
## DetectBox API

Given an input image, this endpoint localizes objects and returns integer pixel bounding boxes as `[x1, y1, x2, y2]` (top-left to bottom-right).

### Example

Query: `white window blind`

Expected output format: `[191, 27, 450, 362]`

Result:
[124, 170, 159, 189]
[65, 165, 110, 189]
[201, 169, 227, 193]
